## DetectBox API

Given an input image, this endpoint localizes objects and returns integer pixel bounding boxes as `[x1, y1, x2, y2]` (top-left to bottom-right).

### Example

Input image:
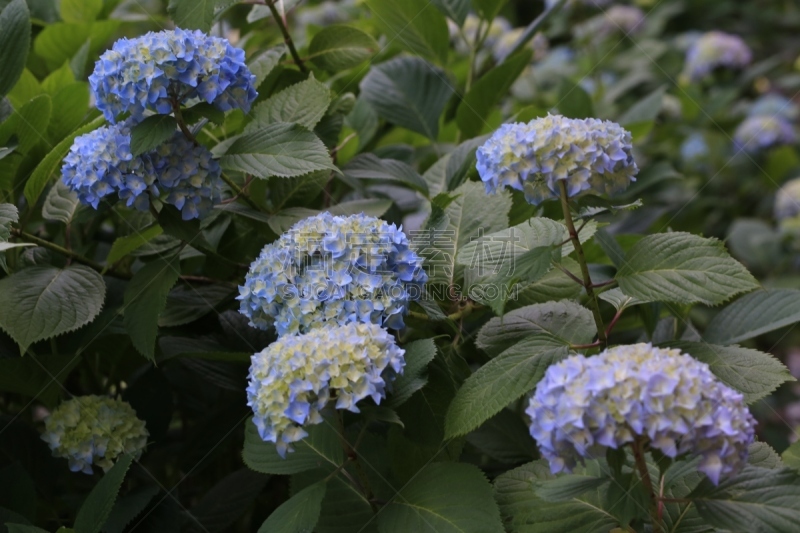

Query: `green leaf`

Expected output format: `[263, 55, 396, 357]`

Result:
[308, 25, 378, 72]
[342, 153, 429, 195]
[419, 181, 511, 288]
[242, 417, 343, 475]
[377, 463, 504, 533]
[749, 442, 783, 470]
[14, 94, 51, 153]
[189, 469, 269, 533]
[181, 102, 224, 126]
[159, 283, 234, 328]
[268, 172, 329, 212]
[73, 454, 134, 533]
[130, 115, 177, 156]
[0, 353, 79, 406]
[466, 409, 538, 464]
[365, 0, 449, 63]
[106, 224, 163, 264]
[0, 462, 36, 521]
[557, 78, 594, 119]
[34, 20, 120, 71]
[103, 486, 159, 533]
[48, 82, 90, 142]
[257, 482, 326, 533]
[691, 466, 800, 533]
[705, 289, 800, 345]
[0, 203, 18, 241]
[662, 341, 793, 404]
[247, 75, 331, 131]
[445, 334, 570, 439]
[123, 254, 181, 361]
[618, 86, 667, 141]
[494, 461, 618, 533]
[168, 0, 215, 32]
[477, 300, 596, 356]
[457, 50, 532, 139]
[431, 0, 469, 25]
[248, 45, 286, 90]
[24, 115, 104, 207]
[389, 338, 437, 407]
[42, 180, 80, 225]
[60, 0, 102, 22]
[221, 122, 338, 179]
[0, 0, 31, 98]
[39, 61, 75, 95]
[360, 57, 454, 139]
[472, 0, 508, 20]
[535, 475, 609, 503]
[0, 265, 105, 352]
[782, 441, 800, 471]
[615, 232, 759, 306]
[598, 288, 650, 312]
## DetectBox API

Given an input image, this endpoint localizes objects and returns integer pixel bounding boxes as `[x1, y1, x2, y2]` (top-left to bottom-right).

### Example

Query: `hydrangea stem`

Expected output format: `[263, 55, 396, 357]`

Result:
[266, 0, 308, 73]
[632, 437, 663, 533]
[558, 181, 607, 344]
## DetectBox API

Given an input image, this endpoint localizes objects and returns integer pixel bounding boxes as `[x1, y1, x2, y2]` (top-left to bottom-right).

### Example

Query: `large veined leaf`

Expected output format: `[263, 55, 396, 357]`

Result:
[456, 50, 532, 139]
[168, 0, 215, 31]
[60, 0, 102, 23]
[130, 115, 177, 156]
[242, 417, 343, 475]
[292, 470, 376, 533]
[0, 353, 81, 407]
[704, 289, 800, 344]
[103, 486, 159, 533]
[445, 334, 570, 439]
[0, 0, 31, 97]
[123, 255, 181, 361]
[431, 0, 470, 25]
[14, 94, 51, 153]
[257, 482, 326, 533]
[422, 136, 487, 196]
[662, 342, 793, 404]
[42, 180, 80, 225]
[783, 441, 800, 471]
[477, 300, 596, 356]
[0, 203, 18, 241]
[106, 225, 163, 264]
[73, 454, 134, 533]
[188, 469, 269, 533]
[377, 463, 505, 533]
[248, 44, 286, 89]
[389, 338, 437, 407]
[690, 466, 800, 533]
[221, 122, 338, 179]
[360, 57, 454, 140]
[615, 232, 759, 306]
[364, 0, 449, 63]
[494, 461, 618, 533]
[419, 181, 511, 288]
[158, 284, 235, 328]
[247, 75, 331, 131]
[0, 265, 105, 352]
[342, 153, 429, 195]
[308, 25, 378, 72]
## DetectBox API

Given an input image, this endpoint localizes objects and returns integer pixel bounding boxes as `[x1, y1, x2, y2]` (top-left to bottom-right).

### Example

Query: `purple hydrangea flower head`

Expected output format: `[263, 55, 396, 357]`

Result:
[89, 28, 257, 123]
[238, 213, 427, 336]
[733, 115, 796, 153]
[41, 396, 149, 474]
[574, 6, 646, 43]
[61, 122, 222, 220]
[749, 94, 800, 121]
[526, 343, 756, 485]
[247, 323, 405, 457]
[775, 178, 800, 222]
[683, 31, 751, 82]
[476, 115, 638, 204]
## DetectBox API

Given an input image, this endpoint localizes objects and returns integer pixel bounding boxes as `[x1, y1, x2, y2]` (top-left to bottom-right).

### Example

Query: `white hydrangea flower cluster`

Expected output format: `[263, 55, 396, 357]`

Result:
[238, 212, 426, 336]
[41, 396, 149, 474]
[526, 344, 756, 485]
[682, 31, 751, 82]
[476, 115, 638, 204]
[247, 323, 405, 457]
[574, 6, 645, 44]
[775, 178, 800, 226]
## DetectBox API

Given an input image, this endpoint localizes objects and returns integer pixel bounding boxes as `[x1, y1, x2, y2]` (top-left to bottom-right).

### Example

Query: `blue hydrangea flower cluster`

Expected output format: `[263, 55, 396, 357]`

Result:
[526, 344, 756, 485]
[775, 178, 800, 223]
[680, 132, 710, 165]
[749, 94, 800, 122]
[246, 323, 405, 457]
[239, 213, 427, 336]
[682, 31, 751, 82]
[61, 122, 223, 220]
[733, 115, 796, 153]
[41, 396, 149, 474]
[90, 28, 257, 123]
[574, 6, 645, 43]
[476, 115, 639, 205]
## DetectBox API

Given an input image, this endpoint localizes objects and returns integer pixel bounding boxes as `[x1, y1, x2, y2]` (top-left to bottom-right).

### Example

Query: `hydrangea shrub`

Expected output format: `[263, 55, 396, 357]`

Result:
[1, 0, 799, 532]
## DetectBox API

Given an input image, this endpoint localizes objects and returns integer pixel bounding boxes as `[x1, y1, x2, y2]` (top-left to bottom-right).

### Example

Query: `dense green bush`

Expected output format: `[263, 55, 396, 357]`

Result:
[1, 0, 800, 531]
